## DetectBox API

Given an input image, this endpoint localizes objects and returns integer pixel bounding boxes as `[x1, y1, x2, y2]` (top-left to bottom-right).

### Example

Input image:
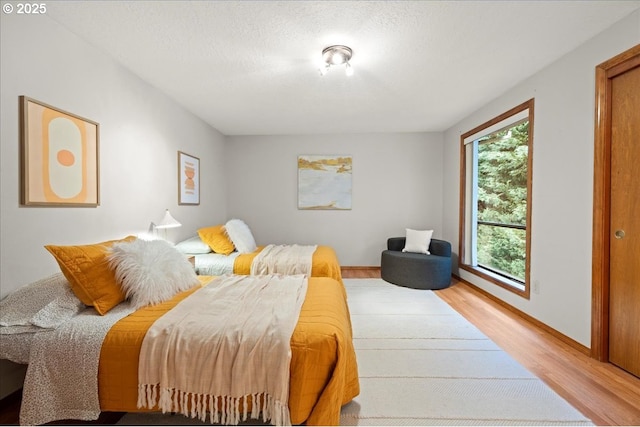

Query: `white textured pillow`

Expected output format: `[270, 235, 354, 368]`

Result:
[175, 235, 212, 254]
[224, 219, 257, 253]
[402, 229, 434, 254]
[107, 239, 199, 309]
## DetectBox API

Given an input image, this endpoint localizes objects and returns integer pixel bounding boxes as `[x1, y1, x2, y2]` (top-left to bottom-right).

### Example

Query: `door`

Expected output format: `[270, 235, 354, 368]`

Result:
[609, 63, 640, 377]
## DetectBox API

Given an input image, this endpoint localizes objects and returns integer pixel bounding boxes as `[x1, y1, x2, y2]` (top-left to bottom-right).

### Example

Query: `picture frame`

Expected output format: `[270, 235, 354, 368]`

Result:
[298, 155, 352, 210]
[20, 96, 100, 207]
[178, 151, 200, 205]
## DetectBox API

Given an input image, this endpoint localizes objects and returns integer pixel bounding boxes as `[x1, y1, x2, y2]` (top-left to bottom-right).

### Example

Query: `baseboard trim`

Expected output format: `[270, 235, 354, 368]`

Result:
[341, 266, 381, 272]
[452, 274, 590, 357]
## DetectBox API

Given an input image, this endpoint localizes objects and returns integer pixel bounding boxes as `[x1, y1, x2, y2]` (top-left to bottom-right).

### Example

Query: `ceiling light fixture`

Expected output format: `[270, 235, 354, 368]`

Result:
[319, 45, 354, 77]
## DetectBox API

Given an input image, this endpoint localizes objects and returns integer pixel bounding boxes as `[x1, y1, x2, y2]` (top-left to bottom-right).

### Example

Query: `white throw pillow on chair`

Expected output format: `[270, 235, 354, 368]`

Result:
[403, 229, 434, 254]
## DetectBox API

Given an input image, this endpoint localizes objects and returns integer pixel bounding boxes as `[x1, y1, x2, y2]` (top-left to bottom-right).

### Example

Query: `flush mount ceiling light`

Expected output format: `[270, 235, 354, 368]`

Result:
[319, 45, 354, 77]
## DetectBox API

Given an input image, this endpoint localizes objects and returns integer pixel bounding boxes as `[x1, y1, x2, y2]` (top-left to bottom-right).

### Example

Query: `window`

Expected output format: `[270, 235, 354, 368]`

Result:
[459, 99, 534, 297]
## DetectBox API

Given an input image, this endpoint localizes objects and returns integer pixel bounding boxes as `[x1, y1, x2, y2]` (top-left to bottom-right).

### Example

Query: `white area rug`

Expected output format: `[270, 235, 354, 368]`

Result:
[340, 278, 593, 426]
[118, 278, 593, 426]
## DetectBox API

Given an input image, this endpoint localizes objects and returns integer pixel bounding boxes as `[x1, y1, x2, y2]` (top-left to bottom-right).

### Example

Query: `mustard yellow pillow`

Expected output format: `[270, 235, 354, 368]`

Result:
[45, 236, 136, 315]
[197, 225, 235, 255]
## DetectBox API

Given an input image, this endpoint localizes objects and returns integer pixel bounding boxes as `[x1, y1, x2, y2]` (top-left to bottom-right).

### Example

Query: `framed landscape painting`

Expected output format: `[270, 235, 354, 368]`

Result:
[298, 155, 352, 210]
[20, 96, 100, 206]
[178, 151, 200, 205]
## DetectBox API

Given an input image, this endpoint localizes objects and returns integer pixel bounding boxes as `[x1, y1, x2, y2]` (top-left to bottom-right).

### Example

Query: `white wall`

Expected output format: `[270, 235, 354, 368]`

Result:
[226, 133, 444, 266]
[442, 11, 640, 347]
[0, 13, 227, 396]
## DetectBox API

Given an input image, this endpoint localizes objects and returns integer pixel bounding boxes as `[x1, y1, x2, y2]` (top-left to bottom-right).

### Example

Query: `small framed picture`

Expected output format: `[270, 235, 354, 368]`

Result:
[20, 96, 99, 206]
[178, 151, 199, 205]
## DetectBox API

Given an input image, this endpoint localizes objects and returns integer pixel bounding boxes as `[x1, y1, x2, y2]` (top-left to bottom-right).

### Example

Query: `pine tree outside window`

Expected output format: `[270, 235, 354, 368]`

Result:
[459, 99, 534, 298]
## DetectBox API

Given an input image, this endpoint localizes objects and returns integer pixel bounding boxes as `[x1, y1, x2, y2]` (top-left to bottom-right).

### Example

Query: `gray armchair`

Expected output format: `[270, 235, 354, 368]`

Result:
[381, 237, 452, 290]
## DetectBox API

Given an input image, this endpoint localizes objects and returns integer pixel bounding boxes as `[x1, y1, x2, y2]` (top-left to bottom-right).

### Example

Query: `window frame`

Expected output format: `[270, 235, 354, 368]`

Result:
[458, 99, 534, 299]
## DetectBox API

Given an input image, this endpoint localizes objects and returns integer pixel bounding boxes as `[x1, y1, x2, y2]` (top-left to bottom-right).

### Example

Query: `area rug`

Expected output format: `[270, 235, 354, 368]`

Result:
[117, 278, 592, 426]
[340, 278, 593, 426]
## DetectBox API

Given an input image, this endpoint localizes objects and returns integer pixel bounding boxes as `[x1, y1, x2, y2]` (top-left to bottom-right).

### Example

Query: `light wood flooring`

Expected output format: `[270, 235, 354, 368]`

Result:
[2, 268, 639, 425]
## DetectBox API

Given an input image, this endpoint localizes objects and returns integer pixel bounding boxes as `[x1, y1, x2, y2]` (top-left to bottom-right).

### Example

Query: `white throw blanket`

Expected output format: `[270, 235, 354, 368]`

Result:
[137, 274, 308, 426]
[250, 244, 317, 276]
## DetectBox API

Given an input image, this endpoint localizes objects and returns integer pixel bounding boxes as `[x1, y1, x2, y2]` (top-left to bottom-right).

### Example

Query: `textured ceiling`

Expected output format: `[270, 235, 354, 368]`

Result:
[47, 1, 640, 136]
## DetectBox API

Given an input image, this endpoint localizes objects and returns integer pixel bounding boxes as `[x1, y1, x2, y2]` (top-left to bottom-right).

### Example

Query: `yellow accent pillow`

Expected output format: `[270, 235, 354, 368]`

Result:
[197, 225, 235, 255]
[45, 236, 136, 315]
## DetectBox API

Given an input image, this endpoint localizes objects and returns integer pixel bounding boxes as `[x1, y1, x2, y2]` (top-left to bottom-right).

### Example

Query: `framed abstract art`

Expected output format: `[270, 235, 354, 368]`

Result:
[178, 151, 200, 205]
[20, 96, 99, 207]
[298, 155, 352, 210]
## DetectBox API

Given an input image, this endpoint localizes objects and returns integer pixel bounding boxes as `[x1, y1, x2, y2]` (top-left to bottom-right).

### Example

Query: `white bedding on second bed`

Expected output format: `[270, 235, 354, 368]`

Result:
[194, 252, 240, 276]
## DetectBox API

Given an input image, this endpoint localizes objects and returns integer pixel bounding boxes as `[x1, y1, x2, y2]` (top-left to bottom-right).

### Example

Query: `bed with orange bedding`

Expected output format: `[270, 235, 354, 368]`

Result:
[194, 245, 343, 284]
[235, 245, 342, 282]
[98, 275, 359, 425]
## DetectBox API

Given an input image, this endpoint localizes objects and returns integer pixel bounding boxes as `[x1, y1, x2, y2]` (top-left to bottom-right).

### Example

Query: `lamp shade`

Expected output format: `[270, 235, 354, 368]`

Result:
[155, 209, 181, 229]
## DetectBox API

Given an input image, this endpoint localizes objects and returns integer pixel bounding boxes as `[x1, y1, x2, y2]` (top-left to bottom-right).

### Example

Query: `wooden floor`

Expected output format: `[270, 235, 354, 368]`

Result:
[2, 268, 639, 425]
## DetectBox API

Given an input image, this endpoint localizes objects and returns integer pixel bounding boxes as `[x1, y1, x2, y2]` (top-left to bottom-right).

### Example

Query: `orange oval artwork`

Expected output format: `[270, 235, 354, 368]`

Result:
[57, 149, 75, 167]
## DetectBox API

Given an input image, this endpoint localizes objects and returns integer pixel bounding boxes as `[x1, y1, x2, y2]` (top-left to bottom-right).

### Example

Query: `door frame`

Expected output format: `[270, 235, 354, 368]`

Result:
[591, 44, 640, 361]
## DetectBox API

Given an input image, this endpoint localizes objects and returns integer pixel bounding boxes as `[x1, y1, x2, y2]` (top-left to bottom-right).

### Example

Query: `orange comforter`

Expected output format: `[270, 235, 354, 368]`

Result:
[233, 245, 343, 284]
[98, 276, 359, 425]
